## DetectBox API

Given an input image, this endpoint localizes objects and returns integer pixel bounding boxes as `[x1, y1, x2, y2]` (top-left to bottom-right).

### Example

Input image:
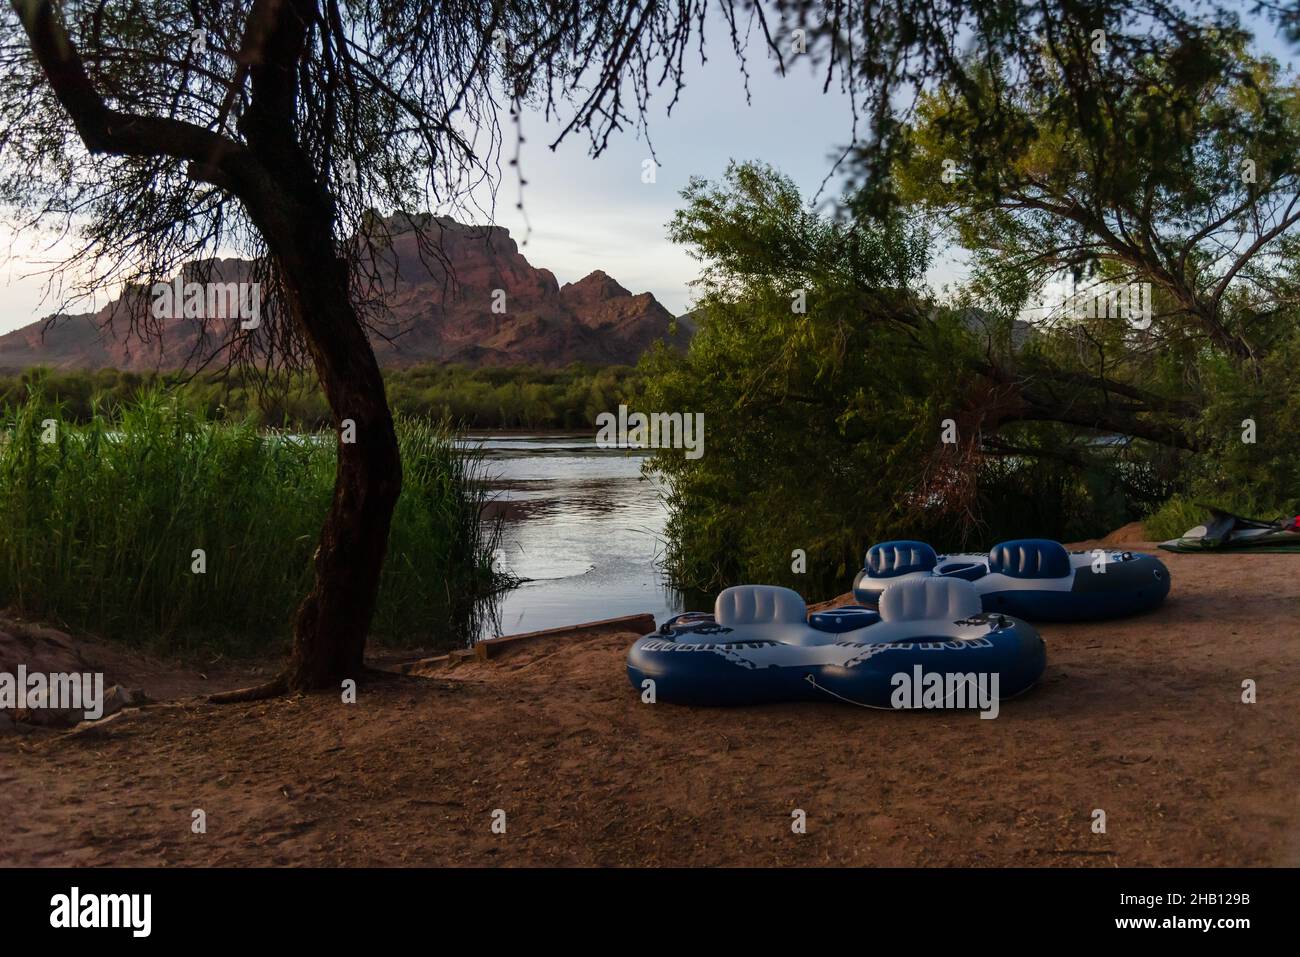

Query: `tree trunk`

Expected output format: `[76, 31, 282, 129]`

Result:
[188, 211, 402, 701]
[229, 0, 402, 692]
[261, 218, 402, 692]
[186, 193, 402, 699]
[232, 156, 402, 694]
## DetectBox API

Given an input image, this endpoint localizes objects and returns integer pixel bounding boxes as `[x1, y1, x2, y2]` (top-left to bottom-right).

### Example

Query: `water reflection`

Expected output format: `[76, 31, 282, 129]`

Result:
[467, 432, 700, 639]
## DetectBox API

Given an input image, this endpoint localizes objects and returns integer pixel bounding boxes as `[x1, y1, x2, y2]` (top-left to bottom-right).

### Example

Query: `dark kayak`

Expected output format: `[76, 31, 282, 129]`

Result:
[1159, 506, 1300, 553]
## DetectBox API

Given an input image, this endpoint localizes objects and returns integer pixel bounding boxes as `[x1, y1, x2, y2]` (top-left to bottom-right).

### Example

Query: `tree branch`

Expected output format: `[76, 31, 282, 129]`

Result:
[10, 0, 254, 181]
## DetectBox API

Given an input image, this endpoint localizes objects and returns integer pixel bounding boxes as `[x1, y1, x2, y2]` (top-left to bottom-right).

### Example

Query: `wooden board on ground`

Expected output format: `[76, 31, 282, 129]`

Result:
[396, 612, 657, 672]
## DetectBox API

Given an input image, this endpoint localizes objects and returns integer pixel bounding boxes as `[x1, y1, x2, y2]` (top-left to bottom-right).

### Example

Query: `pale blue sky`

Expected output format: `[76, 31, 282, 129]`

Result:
[479, 41, 876, 316]
[0, 8, 1292, 334]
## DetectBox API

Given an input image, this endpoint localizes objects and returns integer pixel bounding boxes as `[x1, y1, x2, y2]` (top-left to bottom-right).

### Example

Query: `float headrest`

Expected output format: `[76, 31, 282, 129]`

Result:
[864, 540, 938, 578]
[988, 539, 1071, 579]
[715, 585, 808, 627]
[879, 578, 981, 623]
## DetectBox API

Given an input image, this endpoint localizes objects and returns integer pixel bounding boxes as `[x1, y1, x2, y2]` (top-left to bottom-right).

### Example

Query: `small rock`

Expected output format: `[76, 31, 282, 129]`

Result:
[99, 684, 148, 719]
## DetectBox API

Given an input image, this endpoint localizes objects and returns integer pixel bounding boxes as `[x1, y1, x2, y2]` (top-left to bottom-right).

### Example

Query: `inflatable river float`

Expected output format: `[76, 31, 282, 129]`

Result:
[626, 578, 1045, 708]
[853, 538, 1170, 621]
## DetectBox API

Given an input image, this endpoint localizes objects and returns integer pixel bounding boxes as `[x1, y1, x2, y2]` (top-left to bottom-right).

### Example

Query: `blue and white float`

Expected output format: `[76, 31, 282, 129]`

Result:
[852, 538, 1170, 621]
[626, 578, 1045, 709]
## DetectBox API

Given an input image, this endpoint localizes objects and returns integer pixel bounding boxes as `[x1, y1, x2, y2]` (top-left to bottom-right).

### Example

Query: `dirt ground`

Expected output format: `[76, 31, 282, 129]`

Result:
[2, 532, 1297, 867]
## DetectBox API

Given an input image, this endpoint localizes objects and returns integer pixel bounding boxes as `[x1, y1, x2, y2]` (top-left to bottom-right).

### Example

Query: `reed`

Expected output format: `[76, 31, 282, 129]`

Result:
[0, 388, 510, 654]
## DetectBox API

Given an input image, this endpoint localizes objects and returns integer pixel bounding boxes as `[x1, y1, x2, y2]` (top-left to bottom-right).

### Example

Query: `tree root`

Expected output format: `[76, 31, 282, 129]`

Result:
[207, 674, 290, 704]
[207, 666, 403, 704]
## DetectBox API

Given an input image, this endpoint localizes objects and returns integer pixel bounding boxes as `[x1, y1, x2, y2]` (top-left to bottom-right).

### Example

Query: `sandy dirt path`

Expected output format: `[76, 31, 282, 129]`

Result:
[2, 542, 1297, 867]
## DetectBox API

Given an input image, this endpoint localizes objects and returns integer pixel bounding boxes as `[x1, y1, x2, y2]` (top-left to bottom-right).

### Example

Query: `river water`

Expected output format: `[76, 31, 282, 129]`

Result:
[470, 433, 692, 638]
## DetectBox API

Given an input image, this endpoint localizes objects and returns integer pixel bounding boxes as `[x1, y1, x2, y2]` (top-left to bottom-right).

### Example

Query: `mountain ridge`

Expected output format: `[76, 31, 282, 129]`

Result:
[0, 214, 688, 371]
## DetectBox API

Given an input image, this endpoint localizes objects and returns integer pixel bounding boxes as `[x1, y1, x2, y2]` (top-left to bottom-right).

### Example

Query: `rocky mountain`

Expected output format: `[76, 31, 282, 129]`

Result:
[0, 215, 688, 371]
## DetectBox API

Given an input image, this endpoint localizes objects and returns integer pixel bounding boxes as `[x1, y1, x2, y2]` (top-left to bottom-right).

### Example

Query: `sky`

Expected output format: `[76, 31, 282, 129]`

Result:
[0, 6, 1293, 334]
[479, 41, 876, 316]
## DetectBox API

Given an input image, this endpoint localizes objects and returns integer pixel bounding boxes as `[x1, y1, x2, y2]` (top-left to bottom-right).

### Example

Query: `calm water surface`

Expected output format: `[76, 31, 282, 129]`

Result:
[469, 433, 693, 638]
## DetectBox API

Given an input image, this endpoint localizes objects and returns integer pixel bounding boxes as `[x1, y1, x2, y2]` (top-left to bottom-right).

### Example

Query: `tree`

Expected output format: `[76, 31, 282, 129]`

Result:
[0, 0, 714, 694]
[895, 31, 1300, 375]
[642, 161, 974, 595]
[893, 27, 1300, 510]
[0, 0, 1233, 690]
[644, 29, 1300, 589]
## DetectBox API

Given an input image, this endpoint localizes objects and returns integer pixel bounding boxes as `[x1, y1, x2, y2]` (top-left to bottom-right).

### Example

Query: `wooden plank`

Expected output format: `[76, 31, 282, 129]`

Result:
[392, 612, 657, 672]
[395, 648, 472, 674]
[475, 613, 657, 660]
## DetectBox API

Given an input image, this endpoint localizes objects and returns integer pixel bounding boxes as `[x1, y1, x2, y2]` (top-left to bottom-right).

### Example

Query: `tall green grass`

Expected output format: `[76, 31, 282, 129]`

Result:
[0, 389, 510, 654]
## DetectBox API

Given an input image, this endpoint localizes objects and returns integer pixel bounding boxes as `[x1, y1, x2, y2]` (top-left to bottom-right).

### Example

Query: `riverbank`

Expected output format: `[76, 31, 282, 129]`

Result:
[2, 537, 1296, 866]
